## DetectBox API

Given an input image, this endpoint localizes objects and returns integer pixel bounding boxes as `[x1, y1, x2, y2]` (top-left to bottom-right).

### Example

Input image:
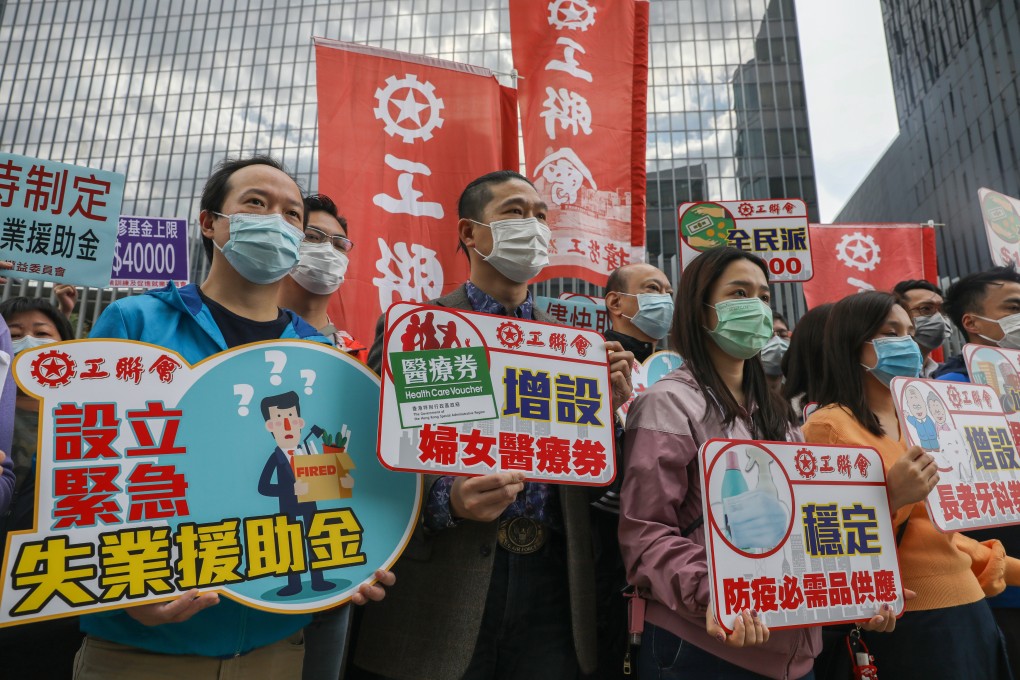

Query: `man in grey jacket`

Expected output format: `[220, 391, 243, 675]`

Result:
[355, 170, 634, 680]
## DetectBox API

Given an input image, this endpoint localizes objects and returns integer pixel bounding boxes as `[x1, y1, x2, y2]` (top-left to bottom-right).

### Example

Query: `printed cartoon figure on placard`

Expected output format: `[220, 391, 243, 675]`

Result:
[898, 381, 974, 484]
[708, 444, 792, 555]
[679, 202, 736, 251]
[929, 393, 951, 433]
[904, 385, 940, 451]
[258, 391, 342, 596]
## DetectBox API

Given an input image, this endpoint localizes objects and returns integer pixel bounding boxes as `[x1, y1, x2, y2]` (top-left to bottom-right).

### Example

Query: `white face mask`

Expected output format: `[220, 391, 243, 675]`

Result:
[289, 241, 349, 295]
[471, 217, 551, 283]
[11, 335, 56, 354]
[976, 312, 1020, 350]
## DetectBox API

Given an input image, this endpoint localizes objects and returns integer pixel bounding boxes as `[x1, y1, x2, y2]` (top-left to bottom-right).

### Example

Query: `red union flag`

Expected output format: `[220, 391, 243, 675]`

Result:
[802, 224, 938, 308]
[510, 0, 649, 285]
[315, 39, 519, 347]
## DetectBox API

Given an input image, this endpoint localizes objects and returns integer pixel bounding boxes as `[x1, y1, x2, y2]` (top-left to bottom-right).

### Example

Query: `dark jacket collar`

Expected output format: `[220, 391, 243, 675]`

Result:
[604, 327, 655, 363]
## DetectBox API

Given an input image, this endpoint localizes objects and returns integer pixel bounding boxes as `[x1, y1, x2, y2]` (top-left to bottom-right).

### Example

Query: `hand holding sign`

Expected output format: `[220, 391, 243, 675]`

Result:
[706, 608, 770, 647]
[350, 569, 396, 605]
[451, 472, 526, 522]
[606, 341, 634, 408]
[125, 589, 220, 627]
[885, 445, 939, 511]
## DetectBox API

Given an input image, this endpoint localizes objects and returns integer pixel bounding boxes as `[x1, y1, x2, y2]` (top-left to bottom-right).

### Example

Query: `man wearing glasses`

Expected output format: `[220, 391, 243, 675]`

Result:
[894, 279, 950, 377]
[277, 193, 367, 362]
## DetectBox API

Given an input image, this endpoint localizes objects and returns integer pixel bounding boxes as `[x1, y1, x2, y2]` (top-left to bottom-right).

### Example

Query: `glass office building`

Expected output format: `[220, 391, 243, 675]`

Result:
[836, 0, 1020, 286]
[1, 0, 818, 323]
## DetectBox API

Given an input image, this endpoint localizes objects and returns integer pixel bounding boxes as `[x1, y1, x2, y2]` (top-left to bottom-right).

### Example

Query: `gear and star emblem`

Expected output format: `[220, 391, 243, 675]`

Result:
[547, 0, 596, 30]
[835, 232, 882, 271]
[373, 74, 445, 144]
[495, 321, 524, 350]
[794, 448, 817, 479]
[30, 349, 77, 388]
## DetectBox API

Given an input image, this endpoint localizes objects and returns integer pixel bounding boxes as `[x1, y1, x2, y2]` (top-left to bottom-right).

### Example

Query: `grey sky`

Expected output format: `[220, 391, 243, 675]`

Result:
[796, 0, 899, 222]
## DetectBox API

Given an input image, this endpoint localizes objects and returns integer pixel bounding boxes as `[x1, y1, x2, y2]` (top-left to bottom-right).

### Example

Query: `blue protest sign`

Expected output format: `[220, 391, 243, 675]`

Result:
[0, 153, 124, 287]
[0, 339, 421, 624]
[110, 216, 190, 287]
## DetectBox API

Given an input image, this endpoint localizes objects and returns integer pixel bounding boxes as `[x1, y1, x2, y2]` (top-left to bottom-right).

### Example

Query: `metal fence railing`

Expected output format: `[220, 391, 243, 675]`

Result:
[1, 222, 212, 338]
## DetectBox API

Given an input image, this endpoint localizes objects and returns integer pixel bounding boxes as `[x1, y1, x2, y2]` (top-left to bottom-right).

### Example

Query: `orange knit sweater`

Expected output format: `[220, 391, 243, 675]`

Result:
[804, 405, 1019, 612]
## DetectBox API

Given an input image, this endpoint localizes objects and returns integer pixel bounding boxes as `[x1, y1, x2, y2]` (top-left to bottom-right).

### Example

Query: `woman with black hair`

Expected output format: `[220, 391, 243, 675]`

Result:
[803, 290, 1017, 678]
[0, 296, 83, 677]
[780, 303, 833, 422]
[618, 248, 896, 680]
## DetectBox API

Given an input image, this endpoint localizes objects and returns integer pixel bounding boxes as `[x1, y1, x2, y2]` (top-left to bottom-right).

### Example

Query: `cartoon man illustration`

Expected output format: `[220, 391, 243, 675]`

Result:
[905, 385, 940, 451]
[258, 390, 336, 596]
[928, 393, 952, 433]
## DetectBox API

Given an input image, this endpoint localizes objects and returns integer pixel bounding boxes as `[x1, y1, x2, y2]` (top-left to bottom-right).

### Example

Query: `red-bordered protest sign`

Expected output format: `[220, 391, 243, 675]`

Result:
[0, 339, 421, 627]
[678, 199, 812, 283]
[700, 439, 904, 632]
[377, 302, 615, 486]
[892, 375, 1020, 533]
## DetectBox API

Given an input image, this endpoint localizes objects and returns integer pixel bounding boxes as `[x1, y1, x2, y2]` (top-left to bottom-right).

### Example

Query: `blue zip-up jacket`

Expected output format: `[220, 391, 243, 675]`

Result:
[932, 353, 969, 382]
[82, 283, 328, 657]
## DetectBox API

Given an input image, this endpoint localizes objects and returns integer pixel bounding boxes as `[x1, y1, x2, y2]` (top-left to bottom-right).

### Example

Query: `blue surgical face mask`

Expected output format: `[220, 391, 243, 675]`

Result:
[11, 335, 56, 355]
[213, 212, 303, 284]
[724, 489, 788, 551]
[862, 336, 923, 386]
[620, 292, 674, 340]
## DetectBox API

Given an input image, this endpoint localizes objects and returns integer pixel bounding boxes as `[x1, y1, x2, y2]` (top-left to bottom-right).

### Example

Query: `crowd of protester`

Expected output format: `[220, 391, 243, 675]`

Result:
[0, 155, 1018, 679]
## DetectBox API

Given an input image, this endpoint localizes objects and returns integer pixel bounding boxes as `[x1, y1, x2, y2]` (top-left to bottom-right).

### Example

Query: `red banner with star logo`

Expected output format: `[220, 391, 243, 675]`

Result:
[510, 0, 649, 286]
[802, 224, 938, 308]
[314, 39, 519, 350]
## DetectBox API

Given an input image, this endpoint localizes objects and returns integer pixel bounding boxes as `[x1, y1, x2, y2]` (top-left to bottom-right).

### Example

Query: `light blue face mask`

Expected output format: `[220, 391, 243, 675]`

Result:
[213, 212, 303, 284]
[863, 335, 923, 386]
[11, 335, 55, 355]
[620, 292, 674, 340]
[724, 489, 788, 551]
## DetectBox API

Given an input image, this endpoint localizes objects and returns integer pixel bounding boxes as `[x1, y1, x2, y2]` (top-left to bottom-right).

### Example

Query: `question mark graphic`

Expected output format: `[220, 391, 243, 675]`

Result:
[300, 369, 317, 395]
[234, 384, 254, 416]
[265, 350, 287, 386]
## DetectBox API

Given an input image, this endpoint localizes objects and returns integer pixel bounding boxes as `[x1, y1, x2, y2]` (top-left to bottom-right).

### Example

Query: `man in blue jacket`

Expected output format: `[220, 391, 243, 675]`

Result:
[74, 156, 390, 679]
[937, 264, 1020, 671]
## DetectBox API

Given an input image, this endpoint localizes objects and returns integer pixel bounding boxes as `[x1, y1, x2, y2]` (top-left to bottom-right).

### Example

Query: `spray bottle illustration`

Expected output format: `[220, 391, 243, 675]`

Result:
[721, 448, 749, 540]
[744, 446, 779, 501]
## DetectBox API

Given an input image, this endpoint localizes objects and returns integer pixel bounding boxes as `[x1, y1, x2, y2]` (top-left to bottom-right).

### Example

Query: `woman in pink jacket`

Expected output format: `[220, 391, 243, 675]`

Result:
[618, 248, 897, 680]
